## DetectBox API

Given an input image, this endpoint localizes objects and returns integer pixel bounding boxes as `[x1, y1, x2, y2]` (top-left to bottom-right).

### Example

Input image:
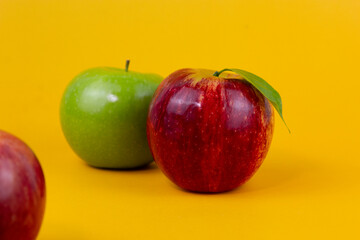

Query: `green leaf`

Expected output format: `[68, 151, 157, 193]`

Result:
[219, 68, 290, 132]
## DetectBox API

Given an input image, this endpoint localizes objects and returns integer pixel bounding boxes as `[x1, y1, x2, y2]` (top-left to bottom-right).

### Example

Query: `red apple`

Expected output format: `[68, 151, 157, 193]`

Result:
[147, 68, 275, 193]
[0, 130, 46, 240]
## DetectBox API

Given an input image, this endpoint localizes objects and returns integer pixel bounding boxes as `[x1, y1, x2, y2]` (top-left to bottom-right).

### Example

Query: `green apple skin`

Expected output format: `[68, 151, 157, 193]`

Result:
[60, 67, 162, 169]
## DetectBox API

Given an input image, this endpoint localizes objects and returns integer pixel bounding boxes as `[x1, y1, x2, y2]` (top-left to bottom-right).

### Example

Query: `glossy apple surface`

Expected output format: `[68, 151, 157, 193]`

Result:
[0, 130, 46, 240]
[60, 67, 162, 168]
[147, 69, 274, 193]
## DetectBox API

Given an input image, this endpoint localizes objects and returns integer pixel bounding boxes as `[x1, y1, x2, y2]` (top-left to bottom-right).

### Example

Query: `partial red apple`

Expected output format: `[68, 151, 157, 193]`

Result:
[0, 130, 46, 240]
[147, 68, 275, 193]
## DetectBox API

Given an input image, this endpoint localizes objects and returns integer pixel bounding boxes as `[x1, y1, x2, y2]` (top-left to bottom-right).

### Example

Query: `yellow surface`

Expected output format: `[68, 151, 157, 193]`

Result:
[0, 0, 359, 239]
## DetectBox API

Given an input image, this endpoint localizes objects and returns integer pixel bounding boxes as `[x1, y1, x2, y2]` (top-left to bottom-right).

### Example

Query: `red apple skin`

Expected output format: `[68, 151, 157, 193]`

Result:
[147, 69, 274, 193]
[0, 131, 46, 240]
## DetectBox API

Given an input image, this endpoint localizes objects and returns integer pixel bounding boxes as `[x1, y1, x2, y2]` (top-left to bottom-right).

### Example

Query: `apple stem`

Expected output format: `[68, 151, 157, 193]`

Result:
[213, 69, 228, 77]
[125, 60, 130, 72]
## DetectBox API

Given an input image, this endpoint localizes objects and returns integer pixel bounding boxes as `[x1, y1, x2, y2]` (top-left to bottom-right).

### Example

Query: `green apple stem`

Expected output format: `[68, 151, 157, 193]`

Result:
[125, 60, 130, 72]
[213, 68, 231, 77]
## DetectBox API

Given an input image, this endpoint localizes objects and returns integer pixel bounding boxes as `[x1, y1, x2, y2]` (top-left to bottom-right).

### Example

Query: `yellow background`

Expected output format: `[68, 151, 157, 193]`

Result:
[1, 0, 359, 239]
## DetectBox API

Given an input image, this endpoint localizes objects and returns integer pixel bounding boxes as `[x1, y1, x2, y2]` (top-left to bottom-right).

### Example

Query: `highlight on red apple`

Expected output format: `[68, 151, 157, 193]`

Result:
[147, 68, 288, 193]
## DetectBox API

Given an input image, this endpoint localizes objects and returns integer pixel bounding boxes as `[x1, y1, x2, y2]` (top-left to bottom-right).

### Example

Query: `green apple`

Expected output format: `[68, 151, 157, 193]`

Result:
[60, 61, 162, 169]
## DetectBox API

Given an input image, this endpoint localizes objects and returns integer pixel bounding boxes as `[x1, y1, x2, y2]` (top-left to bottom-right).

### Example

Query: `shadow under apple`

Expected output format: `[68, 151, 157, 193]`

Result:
[237, 155, 311, 194]
[85, 161, 159, 172]
[171, 152, 317, 195]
